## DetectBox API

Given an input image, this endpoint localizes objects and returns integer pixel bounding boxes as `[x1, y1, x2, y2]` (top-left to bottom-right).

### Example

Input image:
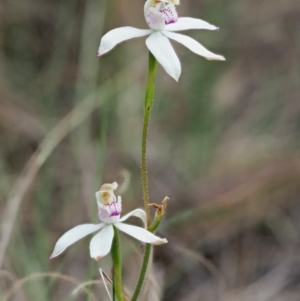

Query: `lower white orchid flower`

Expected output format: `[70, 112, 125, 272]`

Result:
[97, 0, 225, 81]
[50, 182, 167, 261]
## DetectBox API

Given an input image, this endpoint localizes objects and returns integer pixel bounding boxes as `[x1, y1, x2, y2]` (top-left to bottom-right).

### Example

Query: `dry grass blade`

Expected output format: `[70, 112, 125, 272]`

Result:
[99, 268, 112, 301]
[3, 272, 97, 301]
[223, 260, 296, 301]
[71, 279, 103, 298]
[173, 243, 225, 286]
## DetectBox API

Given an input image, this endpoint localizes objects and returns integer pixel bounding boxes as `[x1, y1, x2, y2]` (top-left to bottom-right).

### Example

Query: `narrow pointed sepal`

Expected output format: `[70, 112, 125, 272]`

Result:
[50, 224, 105, 259]
[165, 17, 219, 32]
[118, 208, 147, 228]
[115, 223, 167, 245]
[90, 225, 114, 261]
[146, 31, 181, 81]
[162, 31, 225, 61]
[97, 27, 152, 57]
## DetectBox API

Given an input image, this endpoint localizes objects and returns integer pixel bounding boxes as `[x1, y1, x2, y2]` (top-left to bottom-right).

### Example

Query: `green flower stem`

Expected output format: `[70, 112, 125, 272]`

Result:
[131, 244, 152, 301]
[132, 51, 161, 301]
[141, 51, 158, 228]
[131, 211, 165, 301]
[111, 227, 125, 301]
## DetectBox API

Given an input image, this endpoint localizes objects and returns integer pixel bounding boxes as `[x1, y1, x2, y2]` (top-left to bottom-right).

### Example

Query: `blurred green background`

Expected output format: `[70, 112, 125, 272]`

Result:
[1, 0, 300, 300]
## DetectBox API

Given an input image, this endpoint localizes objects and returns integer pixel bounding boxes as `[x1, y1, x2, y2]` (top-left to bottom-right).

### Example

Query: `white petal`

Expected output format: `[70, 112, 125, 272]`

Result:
[144, 0, 179, 15]
[162, 31, 225, 61]
[90, 225, 114, 260]
[165, 17, 219, 32]
[115, 223, 167, 245]
[97, 27, 152, 56]
[146, 32, 181, 81]
[50, 224, 105, 259]
[145, 7, 166, 31]
[119, 209, 147, 228]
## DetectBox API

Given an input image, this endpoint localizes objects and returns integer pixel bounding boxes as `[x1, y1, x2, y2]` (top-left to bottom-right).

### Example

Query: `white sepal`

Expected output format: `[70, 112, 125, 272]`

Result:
[97, 27, 152, 57]
[90, 225, 114, 261]
[115, 223, 167, 245]
[163, 31, 225, 61]
[165, 17, 218, 32]
[146, 31, 181, 81]
[118, 208, 147, 228]
[50, 224, 105, 259]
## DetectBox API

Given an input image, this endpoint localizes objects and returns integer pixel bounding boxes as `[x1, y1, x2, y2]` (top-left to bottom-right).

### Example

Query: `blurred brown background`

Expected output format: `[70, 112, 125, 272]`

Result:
[1, 0, 300, 300]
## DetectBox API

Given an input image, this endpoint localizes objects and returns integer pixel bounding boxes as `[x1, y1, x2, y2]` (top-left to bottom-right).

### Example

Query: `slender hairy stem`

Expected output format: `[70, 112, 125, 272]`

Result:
[131, 216, 163, 301]
[111, 227, 125, 301]
[131, 51, 158, 301]
[141, 51, 158, 228]
[131, 244, 152, 301]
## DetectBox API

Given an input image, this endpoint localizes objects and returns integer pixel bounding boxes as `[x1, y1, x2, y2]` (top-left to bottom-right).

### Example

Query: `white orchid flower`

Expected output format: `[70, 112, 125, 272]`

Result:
[50, 182, 167, 261]
[97, 0, 225, 81]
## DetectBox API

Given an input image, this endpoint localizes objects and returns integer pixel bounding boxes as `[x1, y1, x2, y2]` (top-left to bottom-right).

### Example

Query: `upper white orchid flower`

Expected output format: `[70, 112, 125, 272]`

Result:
[97, 0, 225, 81]
[50, 182, 167, 261]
